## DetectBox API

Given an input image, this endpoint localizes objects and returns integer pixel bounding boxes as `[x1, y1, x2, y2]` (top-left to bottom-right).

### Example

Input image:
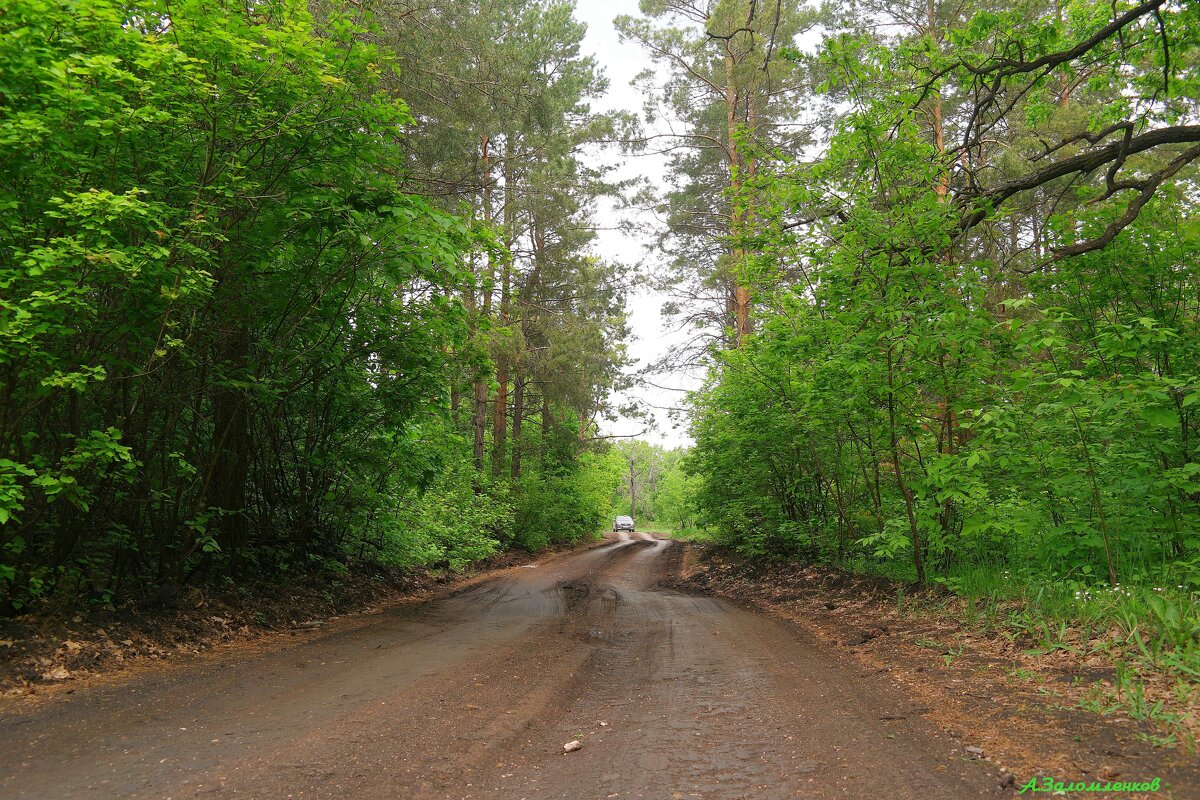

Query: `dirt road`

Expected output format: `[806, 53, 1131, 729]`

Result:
[0, 536, 1007, 799]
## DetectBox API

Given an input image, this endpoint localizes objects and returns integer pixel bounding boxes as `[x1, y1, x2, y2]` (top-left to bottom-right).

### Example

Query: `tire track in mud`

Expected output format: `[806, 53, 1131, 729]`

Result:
[0, 537, 1007, 800]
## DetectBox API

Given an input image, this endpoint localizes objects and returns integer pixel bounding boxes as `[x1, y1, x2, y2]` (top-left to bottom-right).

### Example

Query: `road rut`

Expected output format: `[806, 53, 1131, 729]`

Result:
[0, 537, 1005, 799]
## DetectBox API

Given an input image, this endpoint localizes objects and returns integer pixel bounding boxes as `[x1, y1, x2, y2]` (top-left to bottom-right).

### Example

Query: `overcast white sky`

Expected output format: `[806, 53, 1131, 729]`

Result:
[573, 0, 703, 450]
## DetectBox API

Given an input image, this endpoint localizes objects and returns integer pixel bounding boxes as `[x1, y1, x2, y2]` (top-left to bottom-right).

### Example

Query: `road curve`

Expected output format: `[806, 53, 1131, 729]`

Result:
[0, 537, 1004, 799]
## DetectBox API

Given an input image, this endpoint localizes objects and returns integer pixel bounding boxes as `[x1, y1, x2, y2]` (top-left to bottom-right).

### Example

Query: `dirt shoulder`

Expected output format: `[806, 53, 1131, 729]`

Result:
[0, 538, 605, 709]
[664, 543, 1200, 799]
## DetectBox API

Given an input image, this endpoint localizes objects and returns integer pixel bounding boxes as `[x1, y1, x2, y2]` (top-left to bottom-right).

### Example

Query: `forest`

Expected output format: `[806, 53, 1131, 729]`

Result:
[7, 1, 1200, 790]
[3, 0, 1200, 685]
[605, 442, 699, 532]
[0, 0, 636, 609]
[665, 0, 1200, 591]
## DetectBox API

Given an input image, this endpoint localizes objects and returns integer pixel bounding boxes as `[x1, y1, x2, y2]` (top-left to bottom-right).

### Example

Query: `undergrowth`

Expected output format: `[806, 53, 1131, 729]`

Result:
[908, 568, 1200, 749]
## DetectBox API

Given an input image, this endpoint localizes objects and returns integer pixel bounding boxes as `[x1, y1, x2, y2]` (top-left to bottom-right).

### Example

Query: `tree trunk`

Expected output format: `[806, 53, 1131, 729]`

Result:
[492, 148, 512, 477]
[473, 133, 495, 474]
[207, 327, 251, 574]
[628, 452, 637, 523]
[886, 345, 926, 585]
[724, 49, 752, 346]
[926, 0, 950, 202]
[472, 377, 487, 473]
[492, 368, 507, 477]
[510, 372, 524, 479]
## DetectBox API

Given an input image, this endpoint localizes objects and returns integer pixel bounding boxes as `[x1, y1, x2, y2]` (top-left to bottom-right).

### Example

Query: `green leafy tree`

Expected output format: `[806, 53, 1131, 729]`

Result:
[685, 0, 1200, 592]
[0, 0, 479, 607]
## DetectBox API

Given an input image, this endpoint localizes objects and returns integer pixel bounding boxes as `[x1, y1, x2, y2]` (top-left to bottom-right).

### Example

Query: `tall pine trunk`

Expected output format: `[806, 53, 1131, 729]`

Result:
[473, 134, 495, 475]
[510, 372, 524, 479]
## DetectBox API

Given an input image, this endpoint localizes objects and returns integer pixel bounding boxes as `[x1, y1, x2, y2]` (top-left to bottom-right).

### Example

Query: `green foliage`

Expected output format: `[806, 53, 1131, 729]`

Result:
[609, 441, 700, 529]
[0, 0, 629, 611]
[514, 451, 621, 551]
[686, 0, 1200, 580]
[382, 440, 511, 572]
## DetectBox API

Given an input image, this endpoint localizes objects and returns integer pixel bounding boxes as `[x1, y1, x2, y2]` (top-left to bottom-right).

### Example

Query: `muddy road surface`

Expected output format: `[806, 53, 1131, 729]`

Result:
[1, 536, 1006, 799]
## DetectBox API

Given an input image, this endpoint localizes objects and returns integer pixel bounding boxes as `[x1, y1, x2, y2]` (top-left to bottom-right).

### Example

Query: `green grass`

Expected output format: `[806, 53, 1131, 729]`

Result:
[657, 527, 710, 542]
[908, 569, 1200, 747]
[797, 553, 1200, 745]
[620, 523, 719, 543]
